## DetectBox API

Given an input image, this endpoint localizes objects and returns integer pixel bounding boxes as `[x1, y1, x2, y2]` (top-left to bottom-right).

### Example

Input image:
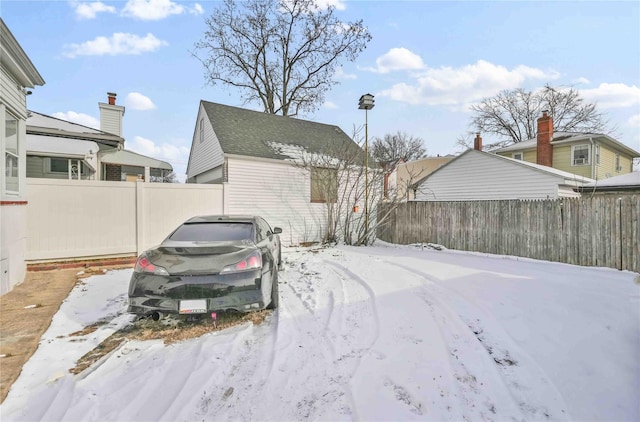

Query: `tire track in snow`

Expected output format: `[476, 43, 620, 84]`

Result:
[383, 259, 570, 421]
[253, 253, 353, 420]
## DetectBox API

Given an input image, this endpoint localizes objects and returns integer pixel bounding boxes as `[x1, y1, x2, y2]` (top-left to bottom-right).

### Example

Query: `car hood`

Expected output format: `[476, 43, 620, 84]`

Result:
[146, 240, 259, 275]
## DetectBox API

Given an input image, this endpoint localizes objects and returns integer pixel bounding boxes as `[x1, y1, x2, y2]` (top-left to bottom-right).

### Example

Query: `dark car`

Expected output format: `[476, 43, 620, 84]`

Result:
[128, 215, 282, 320]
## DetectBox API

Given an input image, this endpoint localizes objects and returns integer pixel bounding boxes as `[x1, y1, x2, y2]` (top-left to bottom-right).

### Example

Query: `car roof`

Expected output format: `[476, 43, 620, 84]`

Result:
[183, 215, 260, 224]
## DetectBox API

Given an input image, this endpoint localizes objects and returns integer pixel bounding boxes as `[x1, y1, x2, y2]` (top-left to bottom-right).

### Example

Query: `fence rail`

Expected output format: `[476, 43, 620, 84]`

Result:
[378, 195, 640, 273]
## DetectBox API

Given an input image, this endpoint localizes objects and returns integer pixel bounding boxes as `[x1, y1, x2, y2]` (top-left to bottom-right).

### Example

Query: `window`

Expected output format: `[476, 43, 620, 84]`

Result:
[595, 144, 600, 165]
[310, 167, 337, 203]
[199, 118, 204, 143]
[615, 154, 621, 172]
[571, 144, 590, 166]
[49, 157, 69, 173]
[169, 222, 254, 242]
[5, 111, 19, 193]
[512, 152, 523, 160]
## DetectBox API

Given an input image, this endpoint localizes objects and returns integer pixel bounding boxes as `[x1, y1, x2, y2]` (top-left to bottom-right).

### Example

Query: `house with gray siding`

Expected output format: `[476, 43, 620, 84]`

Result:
[186, 101, 371, 245]
[413, 147, 595, 202]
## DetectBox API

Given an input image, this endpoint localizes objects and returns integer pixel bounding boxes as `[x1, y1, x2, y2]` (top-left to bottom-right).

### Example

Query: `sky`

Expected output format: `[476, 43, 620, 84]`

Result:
[2, 0, 639, 182]
[2, 243, 638, 420]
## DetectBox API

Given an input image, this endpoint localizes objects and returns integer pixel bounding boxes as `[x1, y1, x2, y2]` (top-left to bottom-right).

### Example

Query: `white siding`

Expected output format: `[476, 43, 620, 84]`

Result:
[186, 104, 225, 179]
[1, 68, 27, 119]
[98, 104, 123, 137]
[226, 156, 327, 245]
[415, 151, 564, 201]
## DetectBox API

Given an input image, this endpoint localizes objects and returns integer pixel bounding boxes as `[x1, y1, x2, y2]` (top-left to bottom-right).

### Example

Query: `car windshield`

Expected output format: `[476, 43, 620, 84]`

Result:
[168, 222, 254, 242]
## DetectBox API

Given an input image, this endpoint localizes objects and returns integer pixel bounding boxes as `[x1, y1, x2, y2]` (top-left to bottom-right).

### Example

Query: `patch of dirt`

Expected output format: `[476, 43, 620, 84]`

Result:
[69, 310, 271, 375]
[0, 265, 130, 403]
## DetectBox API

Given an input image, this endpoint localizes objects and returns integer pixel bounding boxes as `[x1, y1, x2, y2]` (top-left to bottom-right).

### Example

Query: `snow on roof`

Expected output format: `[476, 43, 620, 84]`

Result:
[583, 171, 640, 188]
[495, 132, 640, 157]
[100, 148, 173, 170]
[27, 111, 103, 135]
[27, 134, 99, 157]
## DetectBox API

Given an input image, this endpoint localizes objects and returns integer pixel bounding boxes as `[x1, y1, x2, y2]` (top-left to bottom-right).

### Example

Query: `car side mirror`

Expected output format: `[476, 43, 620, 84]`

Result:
[273, 227, 283, 234]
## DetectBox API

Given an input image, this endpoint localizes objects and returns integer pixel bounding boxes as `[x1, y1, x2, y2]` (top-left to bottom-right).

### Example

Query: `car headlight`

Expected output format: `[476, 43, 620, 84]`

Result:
[220, 250, 262, 274]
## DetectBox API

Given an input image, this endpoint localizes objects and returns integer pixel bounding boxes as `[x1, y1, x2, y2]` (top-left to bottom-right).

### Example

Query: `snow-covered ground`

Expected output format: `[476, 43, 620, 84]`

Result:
[2, 243, 639, 421]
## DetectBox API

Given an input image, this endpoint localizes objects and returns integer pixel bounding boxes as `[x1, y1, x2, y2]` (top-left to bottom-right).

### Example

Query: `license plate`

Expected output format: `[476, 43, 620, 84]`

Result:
[179, 299, 207, 314]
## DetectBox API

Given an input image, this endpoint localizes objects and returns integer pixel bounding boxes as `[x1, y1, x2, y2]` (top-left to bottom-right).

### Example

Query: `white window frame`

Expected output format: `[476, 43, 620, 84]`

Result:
[595, 144, 600, 165]
[45, 157, 87, 180]
[512, 152, 523, 160]
[4, 110, 20, 194]
[571, 144, 590, 166]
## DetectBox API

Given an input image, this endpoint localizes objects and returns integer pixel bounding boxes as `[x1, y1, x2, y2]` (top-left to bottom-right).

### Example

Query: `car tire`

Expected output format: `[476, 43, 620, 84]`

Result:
[267, 269, 279, 310]
[277, 245, 283, 271]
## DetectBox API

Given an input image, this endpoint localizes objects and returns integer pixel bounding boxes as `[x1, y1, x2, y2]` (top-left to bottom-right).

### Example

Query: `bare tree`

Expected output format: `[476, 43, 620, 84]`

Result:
[371, 131, 426, 200]
[194, 0, 371, 116]
[371, 131, 427, 170]
[467, 84, 613, 150]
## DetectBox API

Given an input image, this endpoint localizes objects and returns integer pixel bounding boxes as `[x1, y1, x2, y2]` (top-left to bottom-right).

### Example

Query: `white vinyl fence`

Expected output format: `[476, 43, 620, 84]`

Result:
[26, 179, 223, 261]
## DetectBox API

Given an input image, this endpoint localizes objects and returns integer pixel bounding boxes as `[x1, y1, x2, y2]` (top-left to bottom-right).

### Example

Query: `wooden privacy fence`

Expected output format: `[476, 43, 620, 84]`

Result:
[377, 195, 640, 273]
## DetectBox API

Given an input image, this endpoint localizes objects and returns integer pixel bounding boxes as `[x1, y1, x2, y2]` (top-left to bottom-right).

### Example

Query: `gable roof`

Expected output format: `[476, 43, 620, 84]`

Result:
[200, 101, 366, 162]
[0, 18, 45, 88]
[414, 149, 594, 188]
[495, 132, 640, 157]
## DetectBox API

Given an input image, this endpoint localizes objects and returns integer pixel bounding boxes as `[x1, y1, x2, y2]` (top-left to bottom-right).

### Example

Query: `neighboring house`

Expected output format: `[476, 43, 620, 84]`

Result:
[577, 171, 640, 196]
[413, 143, 595, 201]
[495, 111, 639, 180]
[186, 101, 370, 245]
[26, 93, 173, 182]
[1, 18, 45, 294]
[388, 155, 454, 201]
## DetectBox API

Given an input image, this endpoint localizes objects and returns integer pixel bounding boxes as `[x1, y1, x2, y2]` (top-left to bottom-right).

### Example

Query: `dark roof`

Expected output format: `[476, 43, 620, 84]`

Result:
[201, 101, 367, 163]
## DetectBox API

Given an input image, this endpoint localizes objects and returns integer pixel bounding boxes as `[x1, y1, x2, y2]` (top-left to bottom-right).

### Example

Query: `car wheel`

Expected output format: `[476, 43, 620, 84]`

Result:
[267, 269, 279, 310]
[277, 245, 283, 271]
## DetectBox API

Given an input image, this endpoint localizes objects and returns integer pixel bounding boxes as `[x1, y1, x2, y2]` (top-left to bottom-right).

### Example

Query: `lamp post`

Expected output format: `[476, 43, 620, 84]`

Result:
[358, 93, 375, 242]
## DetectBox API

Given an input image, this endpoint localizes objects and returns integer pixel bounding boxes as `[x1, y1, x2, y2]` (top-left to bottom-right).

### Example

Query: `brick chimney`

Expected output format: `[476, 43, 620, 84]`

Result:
[473, 133, 482, 151]
[99, 92, 125, 138]
[536, 110, 553, 167]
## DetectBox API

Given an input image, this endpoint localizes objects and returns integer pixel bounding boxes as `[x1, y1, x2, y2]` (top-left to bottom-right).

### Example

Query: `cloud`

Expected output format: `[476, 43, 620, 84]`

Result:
[69, 1, 116, 19]
[315, 0, 346, 10]
[334, 67, 356, 80]
[378, 60, 559, 107]
[323, 101, 339, 110]
[52, 111, 100, 129]
[573, 77, 590, 85]
[191, 3, 203, 15]
[362, 48, 424, 74]
[580, 83, 640, 109]
[63, 33, 168, 58]
[628, 114, 640, 128]
[121, 0, 202, 20]
[125, 92, 156, 110]
[127, 136, 190, 179]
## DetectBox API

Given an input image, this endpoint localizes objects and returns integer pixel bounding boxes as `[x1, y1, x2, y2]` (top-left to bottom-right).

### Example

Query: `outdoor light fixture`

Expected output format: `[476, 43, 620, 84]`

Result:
[358, 93, 375, 242]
